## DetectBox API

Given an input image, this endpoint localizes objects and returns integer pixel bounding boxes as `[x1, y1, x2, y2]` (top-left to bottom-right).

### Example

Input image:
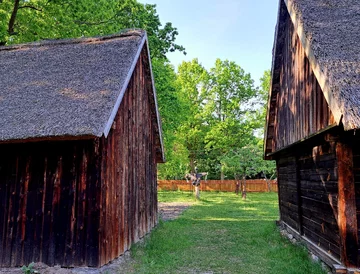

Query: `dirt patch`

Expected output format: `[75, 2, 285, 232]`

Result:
[158, 202, 194, 221]
[0, 202, 193, 274]
[0, 252, 136, 274]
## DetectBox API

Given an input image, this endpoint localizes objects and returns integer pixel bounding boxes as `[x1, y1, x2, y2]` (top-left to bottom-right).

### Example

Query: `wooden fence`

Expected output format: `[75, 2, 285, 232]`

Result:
[158, 180, 278, 192]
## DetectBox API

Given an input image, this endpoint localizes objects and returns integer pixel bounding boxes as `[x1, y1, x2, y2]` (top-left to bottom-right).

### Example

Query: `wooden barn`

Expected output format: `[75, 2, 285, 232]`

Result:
[0, 30, 164, 267]
[264, 0, 360, 272]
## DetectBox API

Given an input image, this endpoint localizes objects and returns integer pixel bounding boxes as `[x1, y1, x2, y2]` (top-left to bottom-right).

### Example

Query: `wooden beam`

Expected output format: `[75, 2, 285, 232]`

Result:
[336, 139, 358, 267]
[266, 123, 338, 158]
[295, 155, 303, 235]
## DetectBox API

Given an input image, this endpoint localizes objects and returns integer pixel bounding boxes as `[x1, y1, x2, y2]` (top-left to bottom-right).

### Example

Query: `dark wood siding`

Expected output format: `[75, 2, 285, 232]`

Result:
[0, 139, 101, 267]
[298, 143, 339, 259]
[267, 12, 335, 154]
[276, 139, 340, 261]
[98, 47, 158, 266]
[277, 156, 300, 231]
[352, 140, 360, 264]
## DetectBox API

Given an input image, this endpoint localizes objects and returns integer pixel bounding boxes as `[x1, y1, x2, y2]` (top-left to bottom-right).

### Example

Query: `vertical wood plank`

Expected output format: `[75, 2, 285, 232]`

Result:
[85, 140, 101, 267]
[31, 149, 46, 264]
[336, 139, 358, 267]
[2, 153, 15, 266]
[52, 155, 63, 266]
[41, 153, 56, 266]
[64, 144, 77, 267]
[75, 150, 87, 266]
[10, 155, 21, 266]
[99, 138, 107, 266]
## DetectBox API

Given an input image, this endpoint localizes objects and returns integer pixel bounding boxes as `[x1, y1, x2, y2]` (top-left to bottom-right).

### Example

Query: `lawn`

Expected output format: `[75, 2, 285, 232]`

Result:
[130, 191, 326, 274]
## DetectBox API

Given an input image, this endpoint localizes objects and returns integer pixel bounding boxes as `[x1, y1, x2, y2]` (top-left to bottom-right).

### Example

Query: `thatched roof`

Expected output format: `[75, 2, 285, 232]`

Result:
[0, 30, 163, 158]
[272, 0, 360, 130]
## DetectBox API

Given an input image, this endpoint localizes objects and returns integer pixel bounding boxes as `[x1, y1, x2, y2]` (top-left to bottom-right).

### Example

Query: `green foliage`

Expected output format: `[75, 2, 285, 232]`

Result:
[176, 59, 209, 173]
[260, 69, 271, 102]
[221, 142, 276, 179]
[21, 262, 38, 274]
[175, 58, 262, 178]
[152, 58, 189, 179]
[0, 0, 185, 59]
[257, 69, 271, 131]
[131, 192, 326, 274]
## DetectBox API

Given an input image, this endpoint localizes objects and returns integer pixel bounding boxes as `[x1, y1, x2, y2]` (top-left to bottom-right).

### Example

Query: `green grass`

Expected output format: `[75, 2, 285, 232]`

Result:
[130, 191, 326, 274]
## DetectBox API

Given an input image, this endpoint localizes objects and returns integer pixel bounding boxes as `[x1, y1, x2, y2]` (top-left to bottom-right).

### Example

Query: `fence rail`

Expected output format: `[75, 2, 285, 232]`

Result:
[158, 180, 278, 192]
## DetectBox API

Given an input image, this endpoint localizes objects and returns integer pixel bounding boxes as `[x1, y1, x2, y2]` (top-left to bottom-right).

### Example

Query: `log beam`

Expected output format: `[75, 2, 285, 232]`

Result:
[336, 139, 358, 267]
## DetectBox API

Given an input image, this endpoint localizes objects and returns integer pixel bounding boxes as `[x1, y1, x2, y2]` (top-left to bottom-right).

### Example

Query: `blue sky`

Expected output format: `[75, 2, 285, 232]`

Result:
[138, 0, 279, 86]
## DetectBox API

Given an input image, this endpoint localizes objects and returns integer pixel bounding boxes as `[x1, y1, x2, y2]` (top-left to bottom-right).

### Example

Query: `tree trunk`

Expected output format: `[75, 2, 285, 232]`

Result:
[220, 169, 225, 181]
[8, 0, 20, 35]
[194, 186, 200, 200]
[263, 171, 272, 192]
[190, 156, 195, 173]
[235, 182, 240, 195]
[241, 175, 247, 200]
[234, 174, 240, 196]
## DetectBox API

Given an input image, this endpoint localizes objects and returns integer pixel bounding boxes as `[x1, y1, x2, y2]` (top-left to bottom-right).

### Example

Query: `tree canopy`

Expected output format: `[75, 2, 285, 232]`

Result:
[0, 0, 185, 59]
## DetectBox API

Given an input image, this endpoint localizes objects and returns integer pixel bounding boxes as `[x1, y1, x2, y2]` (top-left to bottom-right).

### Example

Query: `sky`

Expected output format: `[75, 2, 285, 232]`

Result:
[138, 0, 279, 86]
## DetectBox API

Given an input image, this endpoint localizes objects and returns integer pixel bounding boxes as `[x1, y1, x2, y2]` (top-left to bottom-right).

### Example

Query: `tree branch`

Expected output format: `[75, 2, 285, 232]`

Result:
[19, 5, 43, 12]
[74, 14, 117, 26]
[8, 0, 20, 35]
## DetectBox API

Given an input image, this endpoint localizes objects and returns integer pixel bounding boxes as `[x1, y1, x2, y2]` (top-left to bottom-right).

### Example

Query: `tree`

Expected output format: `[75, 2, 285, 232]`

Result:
[202, 59, 258, 179]
[151, 59, 189, 179]
[0, 0, 185, 59]
[176, 59, 209, 173]
[258, 69, 271, 124]
[221, 143, 276, 199]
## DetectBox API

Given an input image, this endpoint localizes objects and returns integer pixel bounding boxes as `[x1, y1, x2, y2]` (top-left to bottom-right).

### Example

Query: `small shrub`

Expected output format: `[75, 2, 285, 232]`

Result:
[21, 262, 39, 274]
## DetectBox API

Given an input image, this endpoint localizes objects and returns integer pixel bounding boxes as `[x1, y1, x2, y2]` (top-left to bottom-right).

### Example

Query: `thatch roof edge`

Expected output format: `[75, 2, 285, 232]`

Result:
[103, 34, 146, 137]
[101, 32, 165, 163]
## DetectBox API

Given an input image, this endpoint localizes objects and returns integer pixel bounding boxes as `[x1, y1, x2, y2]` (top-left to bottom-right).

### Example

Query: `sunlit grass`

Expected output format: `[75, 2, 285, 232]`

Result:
[129, 191, 326, 274]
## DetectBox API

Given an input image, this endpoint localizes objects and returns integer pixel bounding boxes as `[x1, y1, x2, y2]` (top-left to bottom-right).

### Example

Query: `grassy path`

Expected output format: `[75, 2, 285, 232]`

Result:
[130, 192, 325, 274]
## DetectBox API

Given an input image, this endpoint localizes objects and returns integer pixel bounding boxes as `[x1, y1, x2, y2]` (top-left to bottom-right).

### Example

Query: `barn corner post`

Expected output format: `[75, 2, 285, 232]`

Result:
[335, 135, 358, 268]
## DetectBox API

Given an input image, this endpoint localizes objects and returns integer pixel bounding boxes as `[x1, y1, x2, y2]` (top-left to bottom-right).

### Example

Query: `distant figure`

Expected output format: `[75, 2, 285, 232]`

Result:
[185, 168, 208, 199]
[185, 168, 207, 186]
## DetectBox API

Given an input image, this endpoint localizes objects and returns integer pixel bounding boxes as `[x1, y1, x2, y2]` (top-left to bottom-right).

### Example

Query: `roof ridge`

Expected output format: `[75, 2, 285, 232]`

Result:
[0, 29, 145, 52]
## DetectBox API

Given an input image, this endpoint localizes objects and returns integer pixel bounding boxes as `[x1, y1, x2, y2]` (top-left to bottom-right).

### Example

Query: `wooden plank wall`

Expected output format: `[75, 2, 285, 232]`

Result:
[277, 156, 300, 231]
[276, 140, 340, 261]
[0, 140, 101, 267]
[272, 13, 335, 152]
[298, 143, 340, 259]
[157, 180, 278, 192]
[352, 140, 360, 264]
[98, 47, 158, 266]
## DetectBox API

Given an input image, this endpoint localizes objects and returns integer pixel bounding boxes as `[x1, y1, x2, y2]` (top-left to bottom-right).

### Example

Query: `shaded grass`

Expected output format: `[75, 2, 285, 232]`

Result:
[158, 190, 197, 203]
[130, 191, 325, 274]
